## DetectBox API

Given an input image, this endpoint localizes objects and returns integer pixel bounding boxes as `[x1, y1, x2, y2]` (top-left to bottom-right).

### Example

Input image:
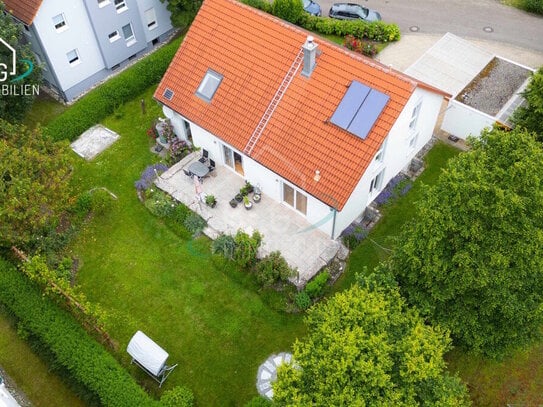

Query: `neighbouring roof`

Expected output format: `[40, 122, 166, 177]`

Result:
[405, 32, 494, 98]
[155, 0, 446, 210]
[3, 0, 43, 25]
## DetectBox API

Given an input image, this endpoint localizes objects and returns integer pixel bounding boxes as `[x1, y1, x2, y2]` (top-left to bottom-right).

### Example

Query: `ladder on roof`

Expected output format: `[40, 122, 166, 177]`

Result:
[243, 48, 304, 156]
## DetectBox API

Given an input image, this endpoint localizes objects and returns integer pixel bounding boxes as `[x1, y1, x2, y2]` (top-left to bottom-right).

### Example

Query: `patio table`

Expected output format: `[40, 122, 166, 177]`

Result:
[188, 161, 209, 178]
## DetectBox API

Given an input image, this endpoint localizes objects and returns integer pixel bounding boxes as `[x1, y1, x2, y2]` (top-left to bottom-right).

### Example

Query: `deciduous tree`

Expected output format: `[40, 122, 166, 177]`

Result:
[273, 273, 470, 405]
[389, 127, 543, 357]
[513, 67, 543, 139]
[160, 0, 203, 29]
[0, 120, 72, 248]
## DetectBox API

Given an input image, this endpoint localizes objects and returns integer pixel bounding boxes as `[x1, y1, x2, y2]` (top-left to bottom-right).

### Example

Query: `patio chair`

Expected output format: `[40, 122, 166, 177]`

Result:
[208, 159, 216, 169]
[198, 149, 209, 163]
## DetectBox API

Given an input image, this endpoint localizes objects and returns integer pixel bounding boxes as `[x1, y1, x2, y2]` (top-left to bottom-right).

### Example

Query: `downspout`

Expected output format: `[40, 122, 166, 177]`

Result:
[330, 206, 337, 239]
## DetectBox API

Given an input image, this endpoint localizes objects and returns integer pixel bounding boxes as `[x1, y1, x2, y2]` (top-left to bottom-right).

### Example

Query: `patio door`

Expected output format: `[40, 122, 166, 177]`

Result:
[222, 145, 244, 176]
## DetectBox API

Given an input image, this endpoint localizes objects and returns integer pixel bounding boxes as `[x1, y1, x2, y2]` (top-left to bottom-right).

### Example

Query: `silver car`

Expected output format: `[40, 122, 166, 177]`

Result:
[328, 3, 382, 21]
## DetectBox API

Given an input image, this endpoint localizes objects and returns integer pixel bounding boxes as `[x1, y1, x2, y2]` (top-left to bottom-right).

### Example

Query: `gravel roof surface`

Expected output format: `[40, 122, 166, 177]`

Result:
[455, 57, 531, 116]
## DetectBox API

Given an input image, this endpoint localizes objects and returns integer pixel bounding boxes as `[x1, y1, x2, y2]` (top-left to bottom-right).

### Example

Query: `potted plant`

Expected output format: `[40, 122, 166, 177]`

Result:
[253, 193, 261, 203]
[229, 199, 238, 208]
[240, 181, 254, 196]
[243, 195, 253, 210]
[235, 193, 243, 202]
[205, 194, 217, 208]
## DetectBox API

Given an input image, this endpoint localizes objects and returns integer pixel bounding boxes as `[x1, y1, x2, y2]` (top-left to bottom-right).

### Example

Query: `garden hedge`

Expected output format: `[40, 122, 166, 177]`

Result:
[0, 258, 159, 407]
[44, 37, 182, 142]
[240, 0, 401, 42]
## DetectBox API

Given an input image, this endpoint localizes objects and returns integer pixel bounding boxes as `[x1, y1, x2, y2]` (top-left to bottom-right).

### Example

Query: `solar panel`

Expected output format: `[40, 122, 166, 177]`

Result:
[347, 89, 389, 140]
[330, 81, 370, 129]
[163, 88, 174, 100]
[330, 81, 389, 140]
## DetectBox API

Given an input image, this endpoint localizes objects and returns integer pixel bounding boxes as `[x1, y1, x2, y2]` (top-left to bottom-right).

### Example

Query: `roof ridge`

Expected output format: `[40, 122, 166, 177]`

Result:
[222, 0, 421, 90]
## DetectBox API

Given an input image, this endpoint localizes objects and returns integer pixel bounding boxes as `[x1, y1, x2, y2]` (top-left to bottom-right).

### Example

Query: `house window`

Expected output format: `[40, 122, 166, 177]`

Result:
[122, 23, 136, 46]
[374, 139, 386, 162]
[52, 13, 67, 32]
[66, 49, 80, 66]
[108, 30, 120, 42]
[369, 169, 385, 194]
[97, 0, 110, 7]
[283, 183, 308, 215]
[114, 0, 127, 12]
[196, 69, 223, 102]
[409, 100, 422, 130]
[145, 8, 157, 29]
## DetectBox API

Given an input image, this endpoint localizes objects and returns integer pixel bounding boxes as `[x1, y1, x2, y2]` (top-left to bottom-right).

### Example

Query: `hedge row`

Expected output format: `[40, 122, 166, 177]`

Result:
[44, 37, 182, 142]
[300, 15, 401, 42]
[240, 0, 401, 42]
[0, 258, 159, 407]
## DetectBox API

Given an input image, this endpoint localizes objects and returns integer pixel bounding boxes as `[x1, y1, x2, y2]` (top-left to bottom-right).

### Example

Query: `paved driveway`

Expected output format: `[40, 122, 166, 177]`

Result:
[317, 0, 543, 52]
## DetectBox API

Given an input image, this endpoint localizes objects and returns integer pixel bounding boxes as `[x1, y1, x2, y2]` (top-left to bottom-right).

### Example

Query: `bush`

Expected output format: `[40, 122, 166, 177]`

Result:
[212, 234, 236, 259]
[304, 270, 330, 299]
[183, 212, 207, 235]
[240, 0, 271, 12]
[0, 258, 159, 407]
[521, 0, 543, 14]
[171, 203, 191, 223]
[44, 38, 182, 142]
[233, 230, 262, 269]
[295, 290, 311, 310]
[135, 163, 169, 192]
[245, 395, 273, 406]
[74, 192, 93, 218]
[374, 173, 412, 206]
[300, 15, 400, 42]
[145, 189, 176, 218]
[90, 188, 115, 215]
[272, 0, 304, 23]
[344, 34, 378, 57]
[254, 251, 295, 288]
[341, 225, 367, 250]
[160, 386, 195, 407]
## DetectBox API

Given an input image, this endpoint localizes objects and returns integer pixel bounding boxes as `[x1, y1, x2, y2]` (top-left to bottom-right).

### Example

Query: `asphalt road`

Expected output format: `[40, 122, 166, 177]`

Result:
[319, 0, 543, 52]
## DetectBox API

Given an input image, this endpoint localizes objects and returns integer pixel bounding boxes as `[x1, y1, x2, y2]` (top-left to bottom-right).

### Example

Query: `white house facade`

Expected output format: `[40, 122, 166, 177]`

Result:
[5, 0, 174, 101]
[163, 84, 443, 239]
[155, 0, 448, 240]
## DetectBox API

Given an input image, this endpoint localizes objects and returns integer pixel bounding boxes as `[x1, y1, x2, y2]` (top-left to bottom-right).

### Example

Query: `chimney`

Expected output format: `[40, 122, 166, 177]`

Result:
[301, 36, 318, 77]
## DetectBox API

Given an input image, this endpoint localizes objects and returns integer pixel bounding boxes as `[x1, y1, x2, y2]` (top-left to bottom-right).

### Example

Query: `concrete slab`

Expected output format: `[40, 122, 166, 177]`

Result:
[156, 153, 340, 285]
[378, 33, 543, 74]
[71, 125, 120, 160]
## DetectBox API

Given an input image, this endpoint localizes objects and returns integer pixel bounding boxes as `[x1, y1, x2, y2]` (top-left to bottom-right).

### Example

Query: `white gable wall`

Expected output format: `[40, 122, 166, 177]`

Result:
[33, 0, 104, 92]
[333, 86, 444, 238]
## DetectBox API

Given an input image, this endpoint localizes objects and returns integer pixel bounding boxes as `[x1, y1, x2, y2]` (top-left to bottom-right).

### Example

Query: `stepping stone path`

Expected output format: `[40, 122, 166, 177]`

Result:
[256, 352, 293, 400]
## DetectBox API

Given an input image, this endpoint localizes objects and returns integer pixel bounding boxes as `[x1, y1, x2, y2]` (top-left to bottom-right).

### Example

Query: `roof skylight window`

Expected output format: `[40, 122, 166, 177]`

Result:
[196, 69, 223, 102]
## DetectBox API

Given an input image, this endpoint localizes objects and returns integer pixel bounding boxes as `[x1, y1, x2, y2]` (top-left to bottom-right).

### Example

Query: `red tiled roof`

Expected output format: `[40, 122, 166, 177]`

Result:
[155, 0, 442, 210]
[3, 0, 43, 25]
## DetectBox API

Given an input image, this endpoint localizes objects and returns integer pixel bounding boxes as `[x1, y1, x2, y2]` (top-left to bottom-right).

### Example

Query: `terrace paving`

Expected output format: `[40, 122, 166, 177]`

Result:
[155, 153, 341, 286]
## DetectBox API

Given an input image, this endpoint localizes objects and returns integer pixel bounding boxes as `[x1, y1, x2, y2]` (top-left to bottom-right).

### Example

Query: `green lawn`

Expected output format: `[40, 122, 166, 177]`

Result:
[66, 86, 305, 405]
[333, 141, 460, 292]
[0, 314, 85, 407]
